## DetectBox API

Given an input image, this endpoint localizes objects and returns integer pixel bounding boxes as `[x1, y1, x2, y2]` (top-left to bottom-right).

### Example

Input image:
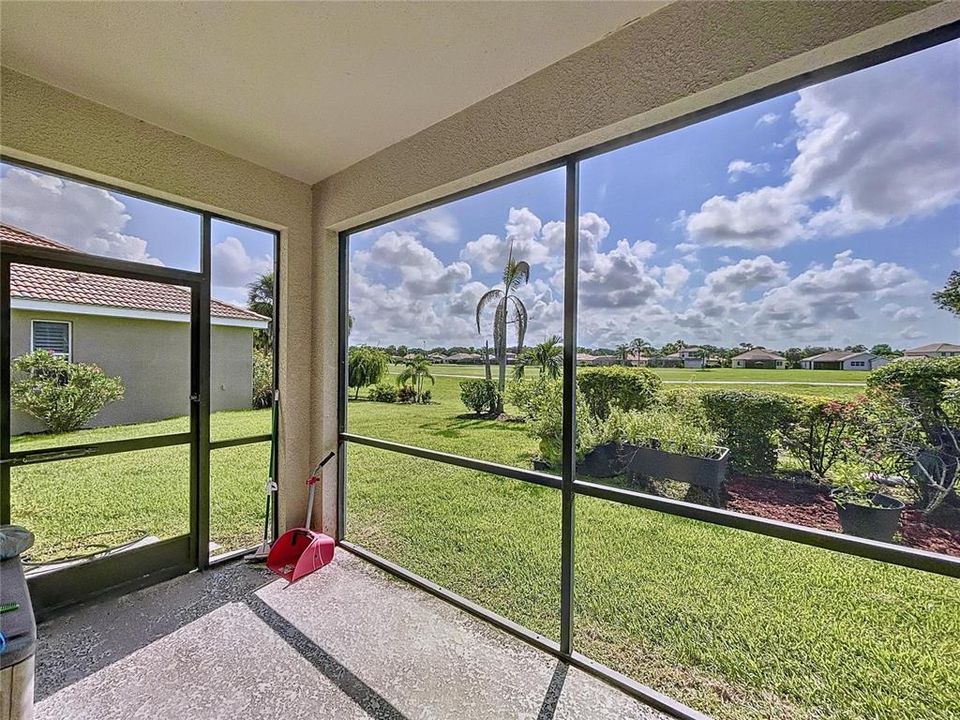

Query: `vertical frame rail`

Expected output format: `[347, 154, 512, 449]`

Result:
[337, 231, 350, 542]
[560, 158, 579, 656]
[0, 259, 11, 525]
[194, 213, 213, 570]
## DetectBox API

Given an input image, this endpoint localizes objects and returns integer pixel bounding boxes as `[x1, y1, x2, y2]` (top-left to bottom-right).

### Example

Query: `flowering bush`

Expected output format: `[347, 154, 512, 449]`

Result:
[784, 397, 863, 478]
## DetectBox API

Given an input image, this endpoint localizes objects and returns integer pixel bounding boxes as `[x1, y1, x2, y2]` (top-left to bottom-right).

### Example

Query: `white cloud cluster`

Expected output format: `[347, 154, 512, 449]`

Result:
[212, 236, 273, 290]
[355, 230, 471, 295]
[684, 48, 960, 248]
[0, 167, 163, 264]
[727, 159, 770, 181]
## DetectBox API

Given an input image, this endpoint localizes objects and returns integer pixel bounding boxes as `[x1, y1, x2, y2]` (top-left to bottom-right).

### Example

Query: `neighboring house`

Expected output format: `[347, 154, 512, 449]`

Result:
[3, 224, 269, 435]
[903, 343, 960, 358]
[799, 351, 889, 371]
[731, 349, 786, 369]
[446, 352, 482, 364]
[576, 353, 600, 366]
[647, 347, 704, 369]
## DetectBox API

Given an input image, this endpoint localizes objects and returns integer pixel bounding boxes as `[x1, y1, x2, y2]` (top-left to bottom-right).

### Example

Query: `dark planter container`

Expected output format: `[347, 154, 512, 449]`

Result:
[578, 441, 730, 506]
[831, 491, 904, 542]
[532, 458, 553, 472]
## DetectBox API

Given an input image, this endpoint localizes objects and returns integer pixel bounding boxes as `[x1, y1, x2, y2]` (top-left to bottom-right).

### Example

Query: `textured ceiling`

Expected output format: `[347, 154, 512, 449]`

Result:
[0, 1, 666, 183]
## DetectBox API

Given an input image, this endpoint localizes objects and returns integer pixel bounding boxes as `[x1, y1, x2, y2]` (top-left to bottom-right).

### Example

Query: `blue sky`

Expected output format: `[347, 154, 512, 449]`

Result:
[349, 40, 959, 351]
[1, 41, 956, 348]
[0, 163, 274, 306]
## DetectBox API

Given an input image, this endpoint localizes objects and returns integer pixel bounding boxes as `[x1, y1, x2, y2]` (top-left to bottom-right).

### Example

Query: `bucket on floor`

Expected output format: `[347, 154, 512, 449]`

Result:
[266, 452, 336, 583]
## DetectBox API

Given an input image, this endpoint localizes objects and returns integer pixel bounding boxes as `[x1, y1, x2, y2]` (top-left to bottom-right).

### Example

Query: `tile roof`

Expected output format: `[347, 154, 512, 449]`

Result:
[2, 223, 267, 323]
[732, 348, 786, 361]
[905, 343, 960, 354]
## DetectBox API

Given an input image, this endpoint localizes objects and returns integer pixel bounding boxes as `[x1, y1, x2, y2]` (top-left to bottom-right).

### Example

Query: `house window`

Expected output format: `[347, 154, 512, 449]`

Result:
[31, 320, 71, 360]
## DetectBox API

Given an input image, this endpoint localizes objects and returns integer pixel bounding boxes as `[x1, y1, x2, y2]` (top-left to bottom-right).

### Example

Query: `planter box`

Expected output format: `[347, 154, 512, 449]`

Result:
[578, 441, 729, 505]
[831, 491, 904, 542]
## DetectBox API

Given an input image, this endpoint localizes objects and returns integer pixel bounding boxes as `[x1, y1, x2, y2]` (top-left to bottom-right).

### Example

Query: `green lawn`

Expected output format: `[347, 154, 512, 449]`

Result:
[395, 363, 868, 385]
[11, 408, 272, 561]
[345, 373, 959, 720]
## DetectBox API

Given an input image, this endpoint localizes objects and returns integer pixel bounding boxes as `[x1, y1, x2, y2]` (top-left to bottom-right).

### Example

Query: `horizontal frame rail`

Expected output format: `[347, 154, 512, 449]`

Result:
[209, 433, 272, 451]
[2, 242, 204, 286]
[574, 480, 960, 579]
[4, 432, 193, 466]
[341, 433, 562, 489]
[340, 541, 710, 720]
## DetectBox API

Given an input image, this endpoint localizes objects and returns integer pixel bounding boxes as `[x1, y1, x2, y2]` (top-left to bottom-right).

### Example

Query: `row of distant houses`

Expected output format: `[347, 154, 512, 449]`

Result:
[406, 343, 960, 370]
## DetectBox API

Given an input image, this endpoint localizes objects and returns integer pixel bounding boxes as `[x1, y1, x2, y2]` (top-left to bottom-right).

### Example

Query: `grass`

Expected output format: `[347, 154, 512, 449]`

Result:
[11, 409, 272, 561]
[345, 373, 959, 720]
[396, 363, 868, 384]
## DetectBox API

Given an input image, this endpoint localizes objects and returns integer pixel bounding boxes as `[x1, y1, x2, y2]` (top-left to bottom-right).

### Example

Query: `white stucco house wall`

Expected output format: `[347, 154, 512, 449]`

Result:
[799, 350, 889, 371]
[4, 223, 269, 435]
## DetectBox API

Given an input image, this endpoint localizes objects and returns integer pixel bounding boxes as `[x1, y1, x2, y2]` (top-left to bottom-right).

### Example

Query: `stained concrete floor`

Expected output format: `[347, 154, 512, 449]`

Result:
[34, 552, 667, 719]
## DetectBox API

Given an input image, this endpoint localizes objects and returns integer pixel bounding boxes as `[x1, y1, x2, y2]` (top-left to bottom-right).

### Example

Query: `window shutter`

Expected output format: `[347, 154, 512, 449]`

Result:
[33, 321, 70, 358]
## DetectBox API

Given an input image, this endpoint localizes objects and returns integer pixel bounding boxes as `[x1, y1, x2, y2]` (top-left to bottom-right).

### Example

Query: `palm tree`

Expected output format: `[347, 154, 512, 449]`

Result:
[616, 344, 630, 365]
[514, 335, 562, 380]
[247, 272, 274, 351]
[631, 337, 653, 366]
[396, 356, 435, 403]
[476, 242, 530, 395]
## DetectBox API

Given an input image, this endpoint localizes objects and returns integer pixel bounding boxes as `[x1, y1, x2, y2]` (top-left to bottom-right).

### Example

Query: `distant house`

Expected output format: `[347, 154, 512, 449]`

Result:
[799, 350, 889, 371]
[576, 352, 599, 366]
[903, 343, 960, 359]
[446, 352, 482, 364]
[731, 349, 786, 369]
[4, 223, 269, 435]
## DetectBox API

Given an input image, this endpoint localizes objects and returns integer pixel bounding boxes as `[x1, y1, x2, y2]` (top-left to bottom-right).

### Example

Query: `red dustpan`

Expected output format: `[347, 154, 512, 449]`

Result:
[267, 452, 336, 583]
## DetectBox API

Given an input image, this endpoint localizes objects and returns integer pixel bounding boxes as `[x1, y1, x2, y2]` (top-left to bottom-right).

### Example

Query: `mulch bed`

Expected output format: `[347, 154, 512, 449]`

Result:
[722, 473, 960, 558]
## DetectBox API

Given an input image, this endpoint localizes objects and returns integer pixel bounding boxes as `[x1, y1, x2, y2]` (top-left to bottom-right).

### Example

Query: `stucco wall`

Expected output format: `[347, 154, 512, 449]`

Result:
[1, 69, 315, 532]
[10, 310, 256, 434]
[311, 0, 957, 533]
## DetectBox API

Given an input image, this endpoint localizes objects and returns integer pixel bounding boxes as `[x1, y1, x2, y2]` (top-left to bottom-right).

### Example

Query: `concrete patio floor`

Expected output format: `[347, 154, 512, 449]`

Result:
[34, 552, 667, 719]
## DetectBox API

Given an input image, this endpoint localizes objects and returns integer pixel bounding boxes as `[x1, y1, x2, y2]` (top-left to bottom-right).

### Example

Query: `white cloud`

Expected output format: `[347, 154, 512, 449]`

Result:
[756, 112, 780, 127]
[359, 230, 470, 295]
[683, 48, 960, 248]
[751, 251, 925, 335]
[212, 236, 272, 288]
[416, 208, 459, 244]
[0, 167, 163, 264]
[702, 255, 789, 294]
[727, 159, 770, 181]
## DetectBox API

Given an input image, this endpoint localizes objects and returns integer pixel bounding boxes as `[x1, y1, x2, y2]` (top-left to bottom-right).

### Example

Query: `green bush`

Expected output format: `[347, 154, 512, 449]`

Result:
[701, 390, 798, 474]
[783, 397, 862, 478]
[577, 366, 660, 419]
[348, 346, 388, 399]
[368, 383, 398, 403]
[252, 348, 273, 409]
[397, 385, 418, 403]
[12, 350, 124, 433]
[655, 386, 711, 432]
[459, 379, 502, 416]
[582, 406, 719, 457]
[866, 356, 960, 433]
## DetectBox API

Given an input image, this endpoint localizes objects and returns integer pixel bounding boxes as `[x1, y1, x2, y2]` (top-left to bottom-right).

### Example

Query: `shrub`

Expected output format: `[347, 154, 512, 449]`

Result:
[866, 356, 960, 434]
[701, 390, 798, 474]
[577, 366, 660, 419]
[783, 397, 863, 478]
[368, 383, 398, 403]
[459, 379, 502, 416]
[12, 350, 124, 433]
[397, 385, 418, 403]
[655, 386, 711, 432]
[348, 346, 388, 399]
[252, 348, 273, 408]
[583, 406, 719, 456]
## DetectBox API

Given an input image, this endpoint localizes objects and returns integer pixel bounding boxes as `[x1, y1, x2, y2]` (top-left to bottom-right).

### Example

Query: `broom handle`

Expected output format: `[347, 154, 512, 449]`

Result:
[304, 452, 335, 530]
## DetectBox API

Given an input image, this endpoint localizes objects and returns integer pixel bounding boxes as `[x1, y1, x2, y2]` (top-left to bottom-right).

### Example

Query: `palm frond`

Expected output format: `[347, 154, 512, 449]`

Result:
[475, 288, 503, 333]
[508, 295, 528, 353]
